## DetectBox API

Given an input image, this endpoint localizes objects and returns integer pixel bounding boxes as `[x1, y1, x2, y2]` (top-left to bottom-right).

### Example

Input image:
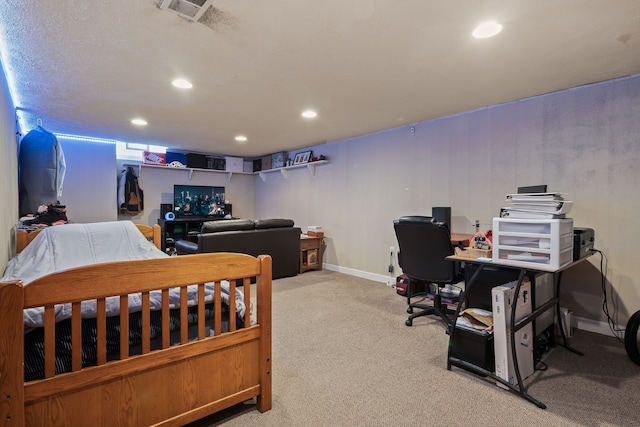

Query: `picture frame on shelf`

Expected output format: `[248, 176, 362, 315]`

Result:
[271, 151, 287, 168]
[294, 150, 312, 165]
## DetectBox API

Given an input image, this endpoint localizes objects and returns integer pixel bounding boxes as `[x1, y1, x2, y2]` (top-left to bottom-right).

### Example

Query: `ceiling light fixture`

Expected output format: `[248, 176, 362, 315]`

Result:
[301, 110, 318, 118]
[472, 21, 503, 39]
[172, 78, 193, 89]
[131, 118, 148, 126]
[235, 135, 247, 142]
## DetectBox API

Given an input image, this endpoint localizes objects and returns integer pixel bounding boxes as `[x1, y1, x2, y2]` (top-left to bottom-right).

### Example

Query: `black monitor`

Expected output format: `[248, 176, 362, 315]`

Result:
[173, 184, 226, 218]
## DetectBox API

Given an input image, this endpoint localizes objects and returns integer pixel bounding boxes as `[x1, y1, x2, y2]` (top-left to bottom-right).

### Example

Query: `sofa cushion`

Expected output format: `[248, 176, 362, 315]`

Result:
[174, 239, 198, 254]
[201, 219, 255, 233]
[254, 218, 295, 229]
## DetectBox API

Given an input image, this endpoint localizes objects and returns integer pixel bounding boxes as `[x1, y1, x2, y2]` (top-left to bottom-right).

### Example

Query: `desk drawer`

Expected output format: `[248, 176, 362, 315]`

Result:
[300, 238, 321, 250]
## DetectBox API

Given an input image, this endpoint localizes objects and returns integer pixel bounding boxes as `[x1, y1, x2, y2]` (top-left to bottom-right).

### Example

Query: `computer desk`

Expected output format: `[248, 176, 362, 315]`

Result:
[445, 254, 592, 409]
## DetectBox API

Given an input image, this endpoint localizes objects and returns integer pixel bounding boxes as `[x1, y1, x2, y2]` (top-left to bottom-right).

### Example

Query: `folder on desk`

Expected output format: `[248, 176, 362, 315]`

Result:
[500, 201, 573, 219]
[505, 192, 565, 202]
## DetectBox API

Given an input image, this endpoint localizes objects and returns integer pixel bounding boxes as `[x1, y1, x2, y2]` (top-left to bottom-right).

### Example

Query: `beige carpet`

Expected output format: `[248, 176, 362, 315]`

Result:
[189, 270, 640, 427]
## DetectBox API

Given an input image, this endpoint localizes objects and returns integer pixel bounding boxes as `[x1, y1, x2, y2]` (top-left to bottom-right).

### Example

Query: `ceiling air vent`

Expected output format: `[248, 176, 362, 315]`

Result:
[158, 0, 214, 22]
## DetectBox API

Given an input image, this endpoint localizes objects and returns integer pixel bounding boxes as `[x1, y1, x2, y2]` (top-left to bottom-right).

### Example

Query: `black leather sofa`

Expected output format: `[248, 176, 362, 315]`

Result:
[175, 218, 301, 279]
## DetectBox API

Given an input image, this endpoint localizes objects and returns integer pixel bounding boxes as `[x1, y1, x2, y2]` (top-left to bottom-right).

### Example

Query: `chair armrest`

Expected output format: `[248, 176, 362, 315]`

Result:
[175, 239, 198, 255]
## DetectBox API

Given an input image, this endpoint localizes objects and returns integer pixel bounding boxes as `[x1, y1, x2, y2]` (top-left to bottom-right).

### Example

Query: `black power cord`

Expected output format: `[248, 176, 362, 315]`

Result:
[591, 248, 640, 365]
[590, 248, 625, 341]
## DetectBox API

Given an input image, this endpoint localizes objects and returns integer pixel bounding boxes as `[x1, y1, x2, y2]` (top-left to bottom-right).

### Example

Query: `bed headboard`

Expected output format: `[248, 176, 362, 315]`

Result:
[16, 223, 162, 253]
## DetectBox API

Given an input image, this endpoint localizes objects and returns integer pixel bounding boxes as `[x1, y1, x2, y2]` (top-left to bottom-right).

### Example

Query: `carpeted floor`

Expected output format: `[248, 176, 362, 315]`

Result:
[188, 270, 640, 427]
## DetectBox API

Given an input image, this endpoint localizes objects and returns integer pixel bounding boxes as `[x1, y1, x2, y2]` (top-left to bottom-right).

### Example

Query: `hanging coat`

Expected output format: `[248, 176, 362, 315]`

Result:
[118, 166, 144, 214]
[18, 126, 66, 216]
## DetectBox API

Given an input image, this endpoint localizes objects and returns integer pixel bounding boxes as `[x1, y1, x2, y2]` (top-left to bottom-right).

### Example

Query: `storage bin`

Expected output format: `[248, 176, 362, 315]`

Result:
[492, 218, 574, 271]
[225, 156, 244, 172]
[450, 326, 494, 372]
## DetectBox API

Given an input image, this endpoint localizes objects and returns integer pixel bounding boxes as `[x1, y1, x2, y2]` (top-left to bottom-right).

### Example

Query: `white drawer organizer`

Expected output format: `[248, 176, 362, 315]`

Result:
[492, 218, 574, 271]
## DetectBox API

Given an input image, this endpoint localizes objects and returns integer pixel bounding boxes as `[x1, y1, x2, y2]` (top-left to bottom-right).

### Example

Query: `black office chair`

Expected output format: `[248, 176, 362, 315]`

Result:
[393, 216, 464, 328]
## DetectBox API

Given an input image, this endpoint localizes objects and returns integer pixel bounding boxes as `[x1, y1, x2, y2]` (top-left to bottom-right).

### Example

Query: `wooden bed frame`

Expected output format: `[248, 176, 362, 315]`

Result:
[16, 223, 163, 253]
[0, 252, 272, 426]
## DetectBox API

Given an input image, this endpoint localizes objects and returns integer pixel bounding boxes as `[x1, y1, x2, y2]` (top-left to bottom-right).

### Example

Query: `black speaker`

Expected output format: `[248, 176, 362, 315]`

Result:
[432, 207, 451, 229]
[160, 203, 173, 220]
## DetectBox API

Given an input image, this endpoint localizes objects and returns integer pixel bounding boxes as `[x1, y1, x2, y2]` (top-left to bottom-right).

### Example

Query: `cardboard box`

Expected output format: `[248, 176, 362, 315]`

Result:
[243, 161, 253, 173]
[465, 247, 492, 258]
[492, 279, 534, 389]
[307, 226, 323, 237]
[225, 156, 244, 172]
[143, 151, 166, 165]
[261, 155, 272, 170]
[165, 151, 187, 167]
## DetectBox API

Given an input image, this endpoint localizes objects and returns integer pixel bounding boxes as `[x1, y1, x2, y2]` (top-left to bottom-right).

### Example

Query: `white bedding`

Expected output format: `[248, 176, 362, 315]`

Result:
[1, 221, 245, 329]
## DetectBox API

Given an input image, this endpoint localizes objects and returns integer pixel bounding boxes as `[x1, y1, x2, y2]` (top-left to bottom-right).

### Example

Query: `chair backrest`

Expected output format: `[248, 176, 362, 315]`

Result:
[393, 216, 459, 284]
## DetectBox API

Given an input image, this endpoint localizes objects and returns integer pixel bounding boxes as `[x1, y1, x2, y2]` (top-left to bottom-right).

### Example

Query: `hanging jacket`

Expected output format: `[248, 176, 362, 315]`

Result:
[18, 126, 67, 216]
[118, 166, 143, 214]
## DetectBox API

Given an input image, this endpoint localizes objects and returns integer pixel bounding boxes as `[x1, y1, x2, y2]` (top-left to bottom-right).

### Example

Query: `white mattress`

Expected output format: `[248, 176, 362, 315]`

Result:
[2, 221, 245, 328]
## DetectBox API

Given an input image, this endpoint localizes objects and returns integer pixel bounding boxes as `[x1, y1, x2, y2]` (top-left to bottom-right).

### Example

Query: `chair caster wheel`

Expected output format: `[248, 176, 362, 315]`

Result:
[405, 319, 413, 327]
[407, 307, 413, 314]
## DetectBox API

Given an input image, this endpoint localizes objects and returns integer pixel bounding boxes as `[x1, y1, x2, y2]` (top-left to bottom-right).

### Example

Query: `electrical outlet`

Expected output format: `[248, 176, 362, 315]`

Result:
[389, 246, 394, 255]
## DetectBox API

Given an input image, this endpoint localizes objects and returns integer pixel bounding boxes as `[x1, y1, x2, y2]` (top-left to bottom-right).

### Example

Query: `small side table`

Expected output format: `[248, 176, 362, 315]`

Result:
[300, 235, 323, 273]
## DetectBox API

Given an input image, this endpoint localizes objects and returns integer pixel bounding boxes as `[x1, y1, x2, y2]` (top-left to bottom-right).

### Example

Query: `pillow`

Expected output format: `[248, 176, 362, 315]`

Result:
[201, 219, 255, 233]
[254, 219, 295, 229]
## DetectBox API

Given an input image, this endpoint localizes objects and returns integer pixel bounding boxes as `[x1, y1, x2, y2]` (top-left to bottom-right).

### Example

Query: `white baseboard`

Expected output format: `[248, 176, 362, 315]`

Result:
[574, 316, 620, 337]
[323, 263, 618, 337]
[323, 263, 395, 285]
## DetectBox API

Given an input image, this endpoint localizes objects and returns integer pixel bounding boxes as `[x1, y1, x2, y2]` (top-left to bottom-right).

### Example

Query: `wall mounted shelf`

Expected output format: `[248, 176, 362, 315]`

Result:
[124, 159, 329, 182]
[124, 163, 252, 182]
[258, 160, 329, 182]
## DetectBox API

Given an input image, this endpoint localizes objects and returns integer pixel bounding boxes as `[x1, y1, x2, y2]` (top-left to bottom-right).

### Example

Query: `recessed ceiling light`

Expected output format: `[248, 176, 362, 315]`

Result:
[172, 78, 193, 89]
[235, 135, 247, 142]
[472, 21, 503, 39]
[301, 110, 318, 118]
[131, 118, 148, 126]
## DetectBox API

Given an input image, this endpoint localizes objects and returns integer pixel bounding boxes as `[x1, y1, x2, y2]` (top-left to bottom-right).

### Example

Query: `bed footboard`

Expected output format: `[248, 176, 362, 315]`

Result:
[0, 252, 272, 427]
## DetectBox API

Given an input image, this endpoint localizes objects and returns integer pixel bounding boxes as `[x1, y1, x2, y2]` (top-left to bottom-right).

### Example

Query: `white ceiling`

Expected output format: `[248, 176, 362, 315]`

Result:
[1, 1, 639, 158]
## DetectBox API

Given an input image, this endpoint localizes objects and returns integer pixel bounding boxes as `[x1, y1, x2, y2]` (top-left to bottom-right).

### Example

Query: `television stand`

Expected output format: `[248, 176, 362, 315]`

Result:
[158, 217, 228, 253]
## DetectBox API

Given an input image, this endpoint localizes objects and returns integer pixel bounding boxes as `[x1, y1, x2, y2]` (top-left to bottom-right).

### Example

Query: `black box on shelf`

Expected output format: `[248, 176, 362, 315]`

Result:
[186, 153, 208, 169]
[207, 156, 226, 171]
[450, 327, 494, 372]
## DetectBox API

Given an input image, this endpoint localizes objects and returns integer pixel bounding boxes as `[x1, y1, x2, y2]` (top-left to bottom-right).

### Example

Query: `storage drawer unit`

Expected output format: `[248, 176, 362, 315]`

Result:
[492, 218, 574, 271]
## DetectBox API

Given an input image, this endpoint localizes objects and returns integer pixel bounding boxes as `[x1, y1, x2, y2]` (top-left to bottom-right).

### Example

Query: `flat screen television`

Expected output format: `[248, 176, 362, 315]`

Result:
[173, 184, 226, 218]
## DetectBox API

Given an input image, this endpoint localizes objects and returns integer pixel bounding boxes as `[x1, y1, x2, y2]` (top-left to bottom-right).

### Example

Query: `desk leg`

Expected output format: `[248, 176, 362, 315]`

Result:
[555, 271, 584, 356]
[448, 357, 547, 409]
[510, 270, 528, 403]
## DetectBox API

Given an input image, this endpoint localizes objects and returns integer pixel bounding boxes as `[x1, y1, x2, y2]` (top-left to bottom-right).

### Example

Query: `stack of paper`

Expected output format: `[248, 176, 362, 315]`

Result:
[500, 193, 573, 219]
